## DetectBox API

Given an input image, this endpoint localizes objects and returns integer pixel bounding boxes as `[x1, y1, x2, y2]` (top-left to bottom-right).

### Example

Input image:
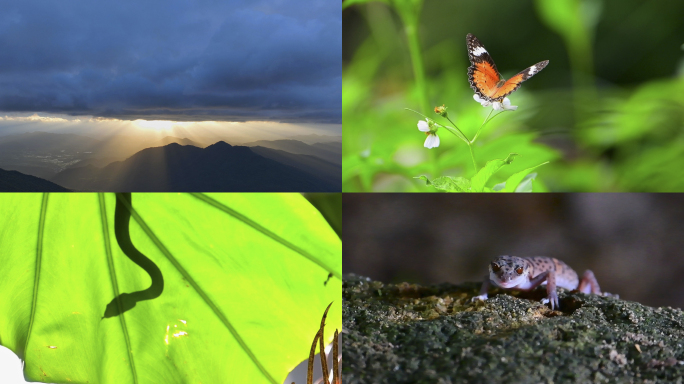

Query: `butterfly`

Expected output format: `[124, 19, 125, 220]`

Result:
[467, 33, 548, 102]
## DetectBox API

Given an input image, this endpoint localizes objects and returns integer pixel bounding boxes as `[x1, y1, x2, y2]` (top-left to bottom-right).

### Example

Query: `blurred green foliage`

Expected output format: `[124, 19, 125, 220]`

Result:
[343, 0, 684, 191]
[303, 193, 342, 238]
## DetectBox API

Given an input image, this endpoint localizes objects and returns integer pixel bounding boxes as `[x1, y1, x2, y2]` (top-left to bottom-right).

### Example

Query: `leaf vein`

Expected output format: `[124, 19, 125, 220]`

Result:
[24, 193, 48, 358]
[117, 193, 279, 384]
[100, 193, 138, 384]
[190, 193, 340, 280]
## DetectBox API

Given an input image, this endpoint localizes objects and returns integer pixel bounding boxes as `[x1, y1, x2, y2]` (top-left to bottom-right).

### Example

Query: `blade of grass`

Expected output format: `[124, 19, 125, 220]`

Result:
[307, 331, 321, 384]
[319, 302, 333, 383]
[333, 329, 340, 384]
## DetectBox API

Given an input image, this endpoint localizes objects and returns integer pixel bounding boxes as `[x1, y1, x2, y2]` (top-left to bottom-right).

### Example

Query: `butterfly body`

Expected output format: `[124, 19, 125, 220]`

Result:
[467, 33, 548, 102]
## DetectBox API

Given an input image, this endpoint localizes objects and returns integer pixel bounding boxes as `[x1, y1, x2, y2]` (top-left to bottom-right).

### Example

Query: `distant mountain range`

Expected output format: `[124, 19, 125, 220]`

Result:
[287, 134, 342, 145]
[0, 168, 70, 192]
[0, 131, 341, 192]
[52, 142, 338, 192]
[153, 136, 203, 148]
[250, 146, 341, 189]
[0, 132, 202, 179]
[242, 139, 341, 165]
[0, 132, 203, 156]
[64, 156, 125, 170]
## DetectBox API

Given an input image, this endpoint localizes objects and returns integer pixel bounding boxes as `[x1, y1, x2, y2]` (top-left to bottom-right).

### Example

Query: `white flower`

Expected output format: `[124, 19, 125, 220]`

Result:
[493, 97, 518, 111]
[417, 119, 440, 149]
[423, 132, 440, 148]
[473, 93, 492, 107]
[473, 94, 517, 111]
[417, 119, 430, 132]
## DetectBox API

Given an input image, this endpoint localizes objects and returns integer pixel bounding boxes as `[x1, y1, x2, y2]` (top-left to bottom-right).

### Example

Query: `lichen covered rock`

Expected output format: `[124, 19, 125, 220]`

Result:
[342, 274, 684, 384]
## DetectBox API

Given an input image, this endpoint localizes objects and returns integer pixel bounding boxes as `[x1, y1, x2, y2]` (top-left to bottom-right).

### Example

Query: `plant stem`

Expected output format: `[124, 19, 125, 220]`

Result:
[471, 109, 494, 144]
[400, 9, 429, 115]
[467, 143, 478, 173]
[445, 116, 470, 143]
[444, 112, 476, 172]
[404, 108, 429, 120]
[395, 3, 435, 177]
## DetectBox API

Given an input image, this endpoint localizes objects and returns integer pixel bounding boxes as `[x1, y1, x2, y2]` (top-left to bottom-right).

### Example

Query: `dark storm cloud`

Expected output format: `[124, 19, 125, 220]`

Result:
[0, 0, 340, 123]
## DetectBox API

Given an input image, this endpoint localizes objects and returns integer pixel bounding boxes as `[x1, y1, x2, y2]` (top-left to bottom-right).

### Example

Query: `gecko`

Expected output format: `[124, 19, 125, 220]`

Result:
[472, 255, 602, 310]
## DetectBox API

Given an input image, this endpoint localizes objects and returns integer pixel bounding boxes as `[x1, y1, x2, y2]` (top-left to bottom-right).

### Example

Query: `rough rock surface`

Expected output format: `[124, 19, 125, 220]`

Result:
[342, 274, 684, 384]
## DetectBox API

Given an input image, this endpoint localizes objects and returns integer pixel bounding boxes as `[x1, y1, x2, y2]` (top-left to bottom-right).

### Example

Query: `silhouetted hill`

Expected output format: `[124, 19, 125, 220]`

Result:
[311, 141, 341, 154]
[250, 146, 341, 189]
[52, 142, 337, 192]
[0, 131, 211, 181]
[242, 139, 341, 164]
[153, 136, 203, 148]
[0, 168, 70, 192]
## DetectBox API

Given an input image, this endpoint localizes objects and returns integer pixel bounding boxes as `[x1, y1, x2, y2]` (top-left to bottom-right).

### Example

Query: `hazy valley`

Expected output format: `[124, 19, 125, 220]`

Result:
[0, 131, 341, 192]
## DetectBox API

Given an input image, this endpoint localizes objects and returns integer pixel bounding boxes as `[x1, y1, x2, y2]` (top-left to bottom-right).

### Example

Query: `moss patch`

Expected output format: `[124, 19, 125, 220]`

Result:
[343, 274, 684, 384]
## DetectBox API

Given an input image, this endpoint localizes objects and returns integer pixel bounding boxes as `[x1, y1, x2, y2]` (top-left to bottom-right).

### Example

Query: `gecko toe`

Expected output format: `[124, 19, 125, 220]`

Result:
[471, 294, 488, 303]
[542, 293, 559, 310]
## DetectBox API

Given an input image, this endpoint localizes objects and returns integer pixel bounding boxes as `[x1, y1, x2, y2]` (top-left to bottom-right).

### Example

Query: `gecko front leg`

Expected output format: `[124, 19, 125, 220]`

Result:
[527, 270, 559, 310]
[471, 275, 491, 302]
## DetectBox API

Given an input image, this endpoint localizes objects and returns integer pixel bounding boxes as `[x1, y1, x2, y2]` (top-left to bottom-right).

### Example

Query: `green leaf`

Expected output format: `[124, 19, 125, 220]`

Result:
[342, 0, 388, 9]
[0, 193, 341, 384]
[470, 153, 519, 192]
[303, 193, 342, 238]
[503, 161, 550, 192]
[515, 173, 537, 192]
[492, 182, 506, 191]
[415, 175, 471, 192]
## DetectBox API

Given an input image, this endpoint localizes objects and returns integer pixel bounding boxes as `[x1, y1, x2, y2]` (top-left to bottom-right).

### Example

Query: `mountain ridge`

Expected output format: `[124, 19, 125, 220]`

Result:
[0, 168, 70, 192]
[52, 142, 337, 192]
[242, 139, 341, 164]
[250, 146, 341, 189]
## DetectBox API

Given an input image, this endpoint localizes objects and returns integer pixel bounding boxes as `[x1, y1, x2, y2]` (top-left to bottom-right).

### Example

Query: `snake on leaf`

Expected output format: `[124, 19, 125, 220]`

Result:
[102, 193, 164, 319]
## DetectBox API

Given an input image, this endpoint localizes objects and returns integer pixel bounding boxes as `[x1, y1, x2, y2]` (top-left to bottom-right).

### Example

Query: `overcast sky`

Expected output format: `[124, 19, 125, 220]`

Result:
[0, 0, 341, 124]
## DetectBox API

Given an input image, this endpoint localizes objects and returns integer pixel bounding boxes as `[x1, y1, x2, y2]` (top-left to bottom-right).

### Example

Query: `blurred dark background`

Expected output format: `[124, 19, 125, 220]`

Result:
[344, 0, 684, 87]
[342, 0, 684, 192]
[343, 193, 684, 309]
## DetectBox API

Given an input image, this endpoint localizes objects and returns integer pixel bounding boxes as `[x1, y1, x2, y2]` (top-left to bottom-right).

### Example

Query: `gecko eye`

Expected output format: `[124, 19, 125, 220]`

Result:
[515, 267, 524, 275]
[491, 263, 501, 272]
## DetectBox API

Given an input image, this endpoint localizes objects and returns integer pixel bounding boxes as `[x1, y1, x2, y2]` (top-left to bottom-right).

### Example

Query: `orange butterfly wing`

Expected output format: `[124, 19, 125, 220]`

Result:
[467, 34, 502, 101]
[488, 61, 549, 101]
[467, 33, 549, 102]
[469, 60, 501, 99]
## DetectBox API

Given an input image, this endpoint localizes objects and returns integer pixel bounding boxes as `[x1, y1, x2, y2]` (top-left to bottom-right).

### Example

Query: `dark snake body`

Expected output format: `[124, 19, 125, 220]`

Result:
[102, 193, 164, 319]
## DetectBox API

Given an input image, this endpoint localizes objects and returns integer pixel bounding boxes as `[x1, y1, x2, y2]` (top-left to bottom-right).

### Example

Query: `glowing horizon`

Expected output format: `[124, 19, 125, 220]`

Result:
[0, 112, 341, 144]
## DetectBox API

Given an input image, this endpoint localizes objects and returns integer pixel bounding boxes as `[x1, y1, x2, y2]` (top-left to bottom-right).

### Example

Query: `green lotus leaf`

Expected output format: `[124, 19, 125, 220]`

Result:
[0, 193, 341, 384]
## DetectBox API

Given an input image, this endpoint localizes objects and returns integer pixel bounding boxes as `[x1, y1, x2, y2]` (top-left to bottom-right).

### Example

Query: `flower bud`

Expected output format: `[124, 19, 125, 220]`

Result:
[434, 104, 448, 117]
